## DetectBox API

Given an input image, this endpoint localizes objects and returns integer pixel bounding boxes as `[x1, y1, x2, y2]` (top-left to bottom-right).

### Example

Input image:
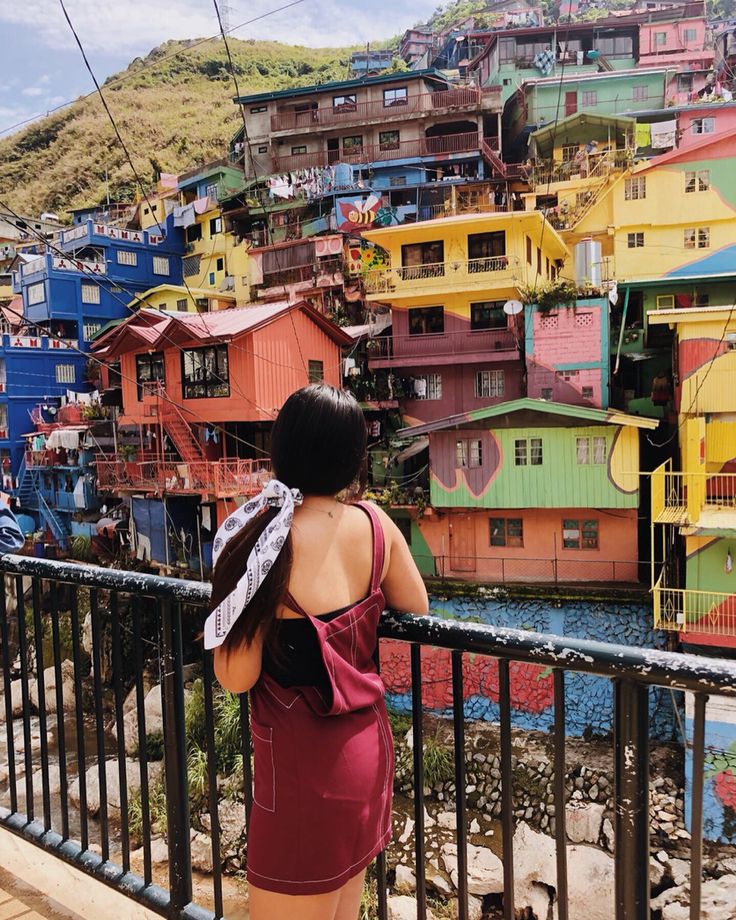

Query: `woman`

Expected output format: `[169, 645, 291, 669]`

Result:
[207, 384, 428, 920]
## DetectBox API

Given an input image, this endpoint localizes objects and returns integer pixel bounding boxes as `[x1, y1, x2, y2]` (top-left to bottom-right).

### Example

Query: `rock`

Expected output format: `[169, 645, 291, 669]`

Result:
[150, 836, 169, 864]
[388, 895, 436, 920]
[394, 863, 416, 893]
[468, 894, 483, 920]
[398, 816, 414, 844]
[566, 803, 605, 844]
[190, 830, 212, 873]
[424, 807, 436, 828]
[29, 661, 75, 713]
[470, 818, 480, 834]
[670, 858, 690, 886]
[10, 679, 33, 716]
[441, 842, 504, 895]
[31, 763, 62, 796]
[437, 810, 455, 830]
[68, 758, 142, 814]
[650, 857, 666, 888]
[429, 873, 453, 898]
[512, 822, 557, 912]
[567, 845, 615, 920]
[110, 683, 166, 755]
[200, 798, 247, 851]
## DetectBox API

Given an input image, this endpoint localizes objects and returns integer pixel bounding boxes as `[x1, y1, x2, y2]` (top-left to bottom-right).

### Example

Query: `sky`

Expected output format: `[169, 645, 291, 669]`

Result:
[0, 0, 439, 136]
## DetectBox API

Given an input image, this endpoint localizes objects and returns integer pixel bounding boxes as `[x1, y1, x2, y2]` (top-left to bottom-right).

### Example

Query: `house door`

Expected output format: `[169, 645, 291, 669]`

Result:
[449, 514, 477, 572]
[565, 91, 578, 117]
[327, 138, 340, 164]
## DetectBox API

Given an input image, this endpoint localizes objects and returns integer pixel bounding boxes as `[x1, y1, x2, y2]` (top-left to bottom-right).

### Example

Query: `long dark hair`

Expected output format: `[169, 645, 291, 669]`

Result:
[209, 384, 367, 656]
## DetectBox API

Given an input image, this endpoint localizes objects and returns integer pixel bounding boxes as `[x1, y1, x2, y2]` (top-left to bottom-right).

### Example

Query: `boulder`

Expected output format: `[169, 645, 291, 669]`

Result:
[10, 679, 33, 716]
[468, 894, 483, 920]
[29, 660, 75, 713]
[437, 810, 456, 830]
[661, 875, 736, 920]
[200, 798, 247, 852]
[190, 830, 213, 873]
[68, 757, 142, 814]
[428, 873, 453, 898]
[567, 845, 615, 920]
[388, 895, 436, 920]
[441, 842, 504, 895]
[110, 684, 165, 755]
[565, 803, 605, 844]
[394, 863, 416, 893]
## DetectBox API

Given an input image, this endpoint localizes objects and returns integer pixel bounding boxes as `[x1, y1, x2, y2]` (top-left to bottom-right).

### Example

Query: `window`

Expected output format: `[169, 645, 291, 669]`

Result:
[677, 73, 693, 92]
[694, 292, 709, 307]
[250, 105, 267, 113]
[593, 436, 607, 464]
[684, 28, 697, 42]
[468, 232, 506, 271]
[624, 177, 646, 200]
[26, 282, 45, 305]
[514, 437, 543, 466]
[582, 386, 594, 400]
[475, 370, 504, 398]
[633, 85, 648, 101]
[81, 283, 100, 304]
[576, 436, 591, 464]
[135, 351, 165, 399]
[415, 374, 442, 400]
[182, 345, 230, 399]
[541, 387, 553, 400]
[401, 240, 444, 278]
[209, 217, 222, 235]
[333, 94, 357, 111]
[383, 87, 408, 107]
[205, 183, 218, 200]
[390, 176, 407, 187]
[55, 364, 75, 384]
[117, 250, 137, 266]
[308, 360, 324, 384]
[627, 232, 644, 248]
[83, 323, 101, 342]
[456, 439, 483, 468]
[526, 235, 533, 265]
[490, 517, 523, 547]
[216, 257, 224, 272]
[654, 31, 667, 46]
[258, 145, 268, 154]
[576, 436, 606, 464]
[379, 130, 400, 151]
[684, 228, 710, 249]
[291, 145, 307, 155]
[342, 135, 363, 154]
[186, 224, 202, 243]
[408, 306, 444, 335]
[657, 294, 675, 309]
[561, 144, 579, 163]
[685, 170, 709, 193]
[691, 117, 715, 135]
[470, 301, 506, 330]
[581, 91, 598, 106]
[176, 298, 187, 310]
[153, 255, 169, 276]
[562, 518, 599, 550]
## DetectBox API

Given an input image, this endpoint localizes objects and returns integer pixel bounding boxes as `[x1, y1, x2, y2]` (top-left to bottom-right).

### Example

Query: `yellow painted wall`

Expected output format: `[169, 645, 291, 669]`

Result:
[185, 209, 250, 301]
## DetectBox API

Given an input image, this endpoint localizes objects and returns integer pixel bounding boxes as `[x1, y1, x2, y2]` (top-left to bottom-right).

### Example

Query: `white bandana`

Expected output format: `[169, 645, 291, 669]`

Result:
[203, 479, 303, 650]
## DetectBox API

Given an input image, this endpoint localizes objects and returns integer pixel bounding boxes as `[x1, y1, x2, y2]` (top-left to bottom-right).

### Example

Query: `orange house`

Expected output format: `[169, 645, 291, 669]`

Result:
[93, 301, 352, 516]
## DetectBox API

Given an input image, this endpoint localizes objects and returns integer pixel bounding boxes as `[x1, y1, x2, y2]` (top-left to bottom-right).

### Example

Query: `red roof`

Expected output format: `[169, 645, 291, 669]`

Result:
[1, 296, 23, 328]
[94, 301, 353, 357]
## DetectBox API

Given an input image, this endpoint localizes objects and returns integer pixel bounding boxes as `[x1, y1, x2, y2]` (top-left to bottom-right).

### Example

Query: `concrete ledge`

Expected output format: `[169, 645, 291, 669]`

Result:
[0, 828, 161, 920]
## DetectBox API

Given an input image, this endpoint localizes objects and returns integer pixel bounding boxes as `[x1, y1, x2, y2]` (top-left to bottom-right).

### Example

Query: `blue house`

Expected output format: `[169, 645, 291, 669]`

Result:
[5, 217, 184, 481]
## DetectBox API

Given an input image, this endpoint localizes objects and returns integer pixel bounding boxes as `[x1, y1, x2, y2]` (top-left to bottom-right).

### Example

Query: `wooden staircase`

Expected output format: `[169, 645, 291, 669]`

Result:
[161, 401, 206, 463]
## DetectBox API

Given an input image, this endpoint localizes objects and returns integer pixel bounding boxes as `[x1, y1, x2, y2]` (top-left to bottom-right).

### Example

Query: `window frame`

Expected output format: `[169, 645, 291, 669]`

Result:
[383, 87, 408, 107]
[307, 360, 324, 384]
[55, 364, 76, 384]
[379, 130, 400, 151]
[291, 144, 307, 155]
[562, 517, 599, 550]
[691, 117, 715, 135]
[333, 94, 357, 111]
[624, 176, 646, 200]
[627, 232, 644, 248]
[490, 516, 524, 548]
[80, 283, 101, 304]
[116, 249, 137, 266]
[135, 351, 166, 400]
[474, 369, 505, 398]
[581, 90, 598, 106]
[181, 344, 230, 400]
[342, 134, 364, 153]
[470, 300, 507, 331]
[456, 438, 483, 469]
[415, 373, 442, 400]
[152, 255, 170, 276]
[408, 305, 444, 336]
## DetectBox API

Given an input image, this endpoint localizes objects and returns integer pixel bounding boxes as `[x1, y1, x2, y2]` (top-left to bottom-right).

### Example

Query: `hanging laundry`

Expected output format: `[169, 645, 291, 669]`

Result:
[650, 120, 677, 150]
[533, 49, 555, 76]
[173, 203, 196, 228]
[73, 476, 86, 509]
[343, 357, 356, 377]
[414, 378, 427, 399]
[635, 123, 651, 149]
[193, 196, 211, 215]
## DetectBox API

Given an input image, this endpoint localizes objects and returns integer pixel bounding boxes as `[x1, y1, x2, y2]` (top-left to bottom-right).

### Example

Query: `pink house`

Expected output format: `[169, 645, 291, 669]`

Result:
[670, 104, 736, 151]
[524, 297, 610, 408]
[638, 16, 712, 70]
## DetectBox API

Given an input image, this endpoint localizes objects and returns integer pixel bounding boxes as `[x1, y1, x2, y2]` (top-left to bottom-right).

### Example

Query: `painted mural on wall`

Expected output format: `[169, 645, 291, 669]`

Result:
[381, 594, 678, 741]
[685, 695, 736, 844]
[336, 195, 399, 232]
[345, 238, 390, 277]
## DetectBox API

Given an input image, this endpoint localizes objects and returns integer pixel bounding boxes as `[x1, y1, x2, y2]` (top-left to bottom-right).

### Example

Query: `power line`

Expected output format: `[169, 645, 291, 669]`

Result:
[0, 0, 309, 139]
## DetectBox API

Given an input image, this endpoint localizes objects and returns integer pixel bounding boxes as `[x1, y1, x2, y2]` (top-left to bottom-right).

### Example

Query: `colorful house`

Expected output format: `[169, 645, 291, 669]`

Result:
[362, 211, 569, 425]
[396, 398, 657, 581]
[93, 302, 352, 556]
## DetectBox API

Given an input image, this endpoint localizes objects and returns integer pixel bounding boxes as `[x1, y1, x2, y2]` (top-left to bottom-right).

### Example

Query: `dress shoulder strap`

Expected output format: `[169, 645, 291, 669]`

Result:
[354, 501, 385, 595]
[284, 591, 309, 618]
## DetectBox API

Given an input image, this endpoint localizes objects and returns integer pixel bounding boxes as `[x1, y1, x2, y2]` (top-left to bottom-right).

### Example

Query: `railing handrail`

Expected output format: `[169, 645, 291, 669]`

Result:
[1, 552, 735, 696]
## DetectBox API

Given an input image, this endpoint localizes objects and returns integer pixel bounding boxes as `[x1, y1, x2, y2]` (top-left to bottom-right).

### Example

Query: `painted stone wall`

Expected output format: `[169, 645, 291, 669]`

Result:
[381, 592, 678, 741]
[685, 693, 736, 845]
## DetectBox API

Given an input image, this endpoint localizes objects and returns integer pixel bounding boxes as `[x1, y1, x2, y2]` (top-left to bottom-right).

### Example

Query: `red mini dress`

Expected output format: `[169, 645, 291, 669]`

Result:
[246, 501, 394, 895]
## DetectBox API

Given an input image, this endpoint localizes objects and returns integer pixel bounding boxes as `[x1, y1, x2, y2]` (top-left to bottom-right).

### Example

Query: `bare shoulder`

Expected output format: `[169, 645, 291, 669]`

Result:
[356, 501, 401, 543]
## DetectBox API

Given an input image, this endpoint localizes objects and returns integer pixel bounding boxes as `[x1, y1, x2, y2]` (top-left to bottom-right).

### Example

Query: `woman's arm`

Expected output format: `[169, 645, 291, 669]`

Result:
[371, 504, 429, 615]
[213, 632, 264, 694]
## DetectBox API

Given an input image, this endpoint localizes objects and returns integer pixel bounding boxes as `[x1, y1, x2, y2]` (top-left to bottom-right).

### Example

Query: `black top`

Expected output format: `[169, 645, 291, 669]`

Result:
[262, 605, 351, 692]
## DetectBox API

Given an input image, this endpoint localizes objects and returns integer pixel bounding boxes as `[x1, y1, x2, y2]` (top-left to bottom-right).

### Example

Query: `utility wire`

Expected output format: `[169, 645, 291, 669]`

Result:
[0, 0, 309, 138]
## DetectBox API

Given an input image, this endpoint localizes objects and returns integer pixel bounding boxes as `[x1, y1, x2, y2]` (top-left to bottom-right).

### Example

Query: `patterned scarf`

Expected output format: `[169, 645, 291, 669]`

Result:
[203, 479, 303, 649]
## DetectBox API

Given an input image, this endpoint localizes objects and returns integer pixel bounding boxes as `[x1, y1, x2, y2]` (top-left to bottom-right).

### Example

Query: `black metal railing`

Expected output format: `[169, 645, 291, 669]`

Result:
[1, 554, 735, 920]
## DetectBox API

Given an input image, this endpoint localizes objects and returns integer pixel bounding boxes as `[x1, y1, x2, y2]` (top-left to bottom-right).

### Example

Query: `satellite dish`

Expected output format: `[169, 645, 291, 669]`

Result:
[504, 299, 523, 315]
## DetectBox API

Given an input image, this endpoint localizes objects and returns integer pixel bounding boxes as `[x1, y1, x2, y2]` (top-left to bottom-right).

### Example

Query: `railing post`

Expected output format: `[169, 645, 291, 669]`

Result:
[160, 598, 193, 915]
[614, 679, 650, 920]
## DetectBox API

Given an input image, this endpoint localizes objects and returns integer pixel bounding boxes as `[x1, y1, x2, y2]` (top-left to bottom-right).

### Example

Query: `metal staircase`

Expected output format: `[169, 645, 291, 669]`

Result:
[14, 458, 36, 507]
[159, 397, 206, 464]
[14, 458, 72, 549]
[37, 492, 71, 548]
[481, 140, 509, 179]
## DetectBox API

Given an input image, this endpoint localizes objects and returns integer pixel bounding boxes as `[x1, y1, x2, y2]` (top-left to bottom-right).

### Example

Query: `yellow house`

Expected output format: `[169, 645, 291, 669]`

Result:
[649, 305, 736, 648]
[129, 284, 237, 314]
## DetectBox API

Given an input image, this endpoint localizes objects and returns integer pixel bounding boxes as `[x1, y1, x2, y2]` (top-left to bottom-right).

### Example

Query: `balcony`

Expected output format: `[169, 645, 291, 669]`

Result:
[270, 88, 483, 133]
[1, 552, 735, 920]
[96, 457, 272, 498]
[653, 577, 736, 638]
[274, 131, 482, 173]
[59, 219, 167, 251]
[364, 256, 517, 301]
[367, 327, 518, 369]
[651, 462, 736, 529]
[18, 253, 107, 280]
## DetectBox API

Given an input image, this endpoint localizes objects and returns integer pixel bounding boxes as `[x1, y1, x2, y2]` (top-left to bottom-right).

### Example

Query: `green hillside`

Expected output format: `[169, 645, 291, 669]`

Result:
[0, 39, 355, 218]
